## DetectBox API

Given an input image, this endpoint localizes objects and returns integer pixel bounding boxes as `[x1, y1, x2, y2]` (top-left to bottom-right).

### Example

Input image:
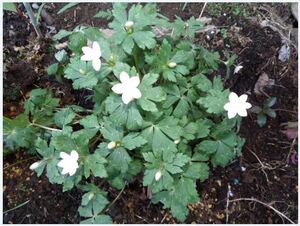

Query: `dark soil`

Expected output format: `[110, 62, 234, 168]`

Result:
[3, 2, 298, 224]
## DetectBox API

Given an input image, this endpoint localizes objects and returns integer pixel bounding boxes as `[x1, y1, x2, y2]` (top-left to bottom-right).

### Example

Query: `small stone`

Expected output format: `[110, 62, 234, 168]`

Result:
[32, 3, 39, 9]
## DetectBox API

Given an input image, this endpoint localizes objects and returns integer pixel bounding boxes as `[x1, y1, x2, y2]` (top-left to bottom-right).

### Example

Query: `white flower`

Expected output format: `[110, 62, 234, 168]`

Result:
[107, 141, 116, 150]
[155, 170, 162, 181]
[111, 71, 142, 104]
[57, 150, 79, 176]
[125, 21, 134, 29]
[224, 92, 252, 119]
[168, 62, 177, 68]
[29, 161, 41, 170]
[234, 65, 243, 74]
[81, 41, 102, 71]
[174, 139, 180, 144]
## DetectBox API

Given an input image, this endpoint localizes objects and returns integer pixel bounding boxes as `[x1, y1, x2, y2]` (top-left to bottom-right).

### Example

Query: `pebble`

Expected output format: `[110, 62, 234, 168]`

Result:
[241, 166, 246, 172]
[32, 3, 39, 9]
[278, 41, 290, 62]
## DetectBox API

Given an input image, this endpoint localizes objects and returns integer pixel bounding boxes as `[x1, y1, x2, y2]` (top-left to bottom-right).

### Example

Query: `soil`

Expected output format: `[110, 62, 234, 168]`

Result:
[3, 2, 298, 224]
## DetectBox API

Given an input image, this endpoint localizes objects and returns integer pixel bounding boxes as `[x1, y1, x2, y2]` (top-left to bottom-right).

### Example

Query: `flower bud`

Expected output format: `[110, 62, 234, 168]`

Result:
[107, 141, 116, 150]
[174, 139, 180, 144]
[168, 62, 177, 68]
[30, 161, 41, 170]
[79, 69, 85, 74]
[155, 170, 162, 181]
[125, 21, 134, 29]
[88, 192, 94, 200]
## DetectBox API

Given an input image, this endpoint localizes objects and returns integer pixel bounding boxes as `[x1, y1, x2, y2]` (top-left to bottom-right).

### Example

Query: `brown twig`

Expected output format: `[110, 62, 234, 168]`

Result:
[229, 198, 295, 224]
[199, 2, 207, 18]
[246, 147, 270, 183]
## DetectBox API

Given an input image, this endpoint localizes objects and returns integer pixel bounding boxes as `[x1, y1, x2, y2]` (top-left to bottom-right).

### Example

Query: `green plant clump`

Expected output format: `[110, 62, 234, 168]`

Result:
[4, 3, 249, 223]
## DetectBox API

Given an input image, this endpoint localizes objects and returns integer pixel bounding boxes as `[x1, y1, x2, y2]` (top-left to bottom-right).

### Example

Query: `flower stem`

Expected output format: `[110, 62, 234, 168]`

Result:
[132, 46, 141, 75]
[31, 123, 62, 132]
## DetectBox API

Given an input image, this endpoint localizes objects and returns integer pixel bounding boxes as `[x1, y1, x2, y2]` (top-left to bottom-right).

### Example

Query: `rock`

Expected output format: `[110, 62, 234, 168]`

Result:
[291, 3, 298, 22]
[278, 41, 290, 62]
[254, 73, 274, 95]
[196, 16, 212, 24]
[32, 3, 39, 9]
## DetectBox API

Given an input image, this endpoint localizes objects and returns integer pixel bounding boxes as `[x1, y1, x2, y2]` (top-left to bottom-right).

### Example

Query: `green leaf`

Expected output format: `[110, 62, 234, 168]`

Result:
[122, 36, 134, 54]
[198, 47, 220, 71]
[35, 137, 54, 158]
[53, 29, 72, 41]
[105, 96, 143, 130]
[24, 88, 59, 125]
[57, 3, 80, 14]
[55, 49, 68, 62]
[138, 73, 166, 112]
[264, 97, 277, 107]
[184, 162, 209, 181]
[80, 115, 101, 130]
[64, 57, 98, 89]
[100, 121, 123, 141]
[4, 114, 36, 149]
[84, 153, 108, 178]
[132, 31, 156, 49]
[193, 74, 212, 92]
[94, 215, 113, 224]
[211, 140, 234, 167]
[197, 84, 229, 114]
[94, 10, 113, 19]
[51, 134, 77, 151]
[83, 27, 103, 41]
[251, 106, 262, 114]
[68, 32, 87, 54]
[122, 133, 147, 150]
[47, 63, 59, 75]
[257, 113, 267, 127]
[54, 108, 76, 128]
[108, 147, 132, 173]
[265, 109, 276, 118]
[3, 3, 17, 13]
[197, 140, 218, 154]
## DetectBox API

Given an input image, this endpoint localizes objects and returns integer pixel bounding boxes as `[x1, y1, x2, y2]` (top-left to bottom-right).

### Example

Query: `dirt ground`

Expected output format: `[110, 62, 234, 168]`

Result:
[3, 3, 298, 224]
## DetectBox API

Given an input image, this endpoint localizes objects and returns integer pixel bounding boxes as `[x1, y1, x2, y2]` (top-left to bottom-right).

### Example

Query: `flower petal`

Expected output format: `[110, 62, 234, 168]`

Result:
[119, 71, 130, 83]
[239, 94, 248, 103]
[122, 92, 133, 104]
[70, 150, 79, 161]
[92, 58, 101, 71]
[92, 41, 101, 58]
[237, 108, 248, 117]
[229, 92, 238, 102]
[57, 159, 65, 168]
[227, 110, 237, 119]
[68, 166, 77, 176]
[112, 83, 124, 94]
[131, 88, 142, 99]
[130, 76, 140, 87]
[60, 152, 69, 159]
[81, 47, 94, 61]
[244, 102, 252, 109]
[224, 102, 231, 111]
[61, 167, 69, 175]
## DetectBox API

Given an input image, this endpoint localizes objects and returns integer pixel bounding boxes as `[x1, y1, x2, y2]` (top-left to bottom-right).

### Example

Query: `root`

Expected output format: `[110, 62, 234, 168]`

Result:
[228, 198, 295, 224]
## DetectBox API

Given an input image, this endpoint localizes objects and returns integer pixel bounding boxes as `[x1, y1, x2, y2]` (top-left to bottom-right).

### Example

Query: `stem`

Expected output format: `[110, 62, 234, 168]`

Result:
[105, 185, 126, 212]
[4, 156, 39, 170]
[3, 200, 30, 215]
[132, 46, 141, 75]
[23, 3, 43, 38]
[31, 123, 62, 132]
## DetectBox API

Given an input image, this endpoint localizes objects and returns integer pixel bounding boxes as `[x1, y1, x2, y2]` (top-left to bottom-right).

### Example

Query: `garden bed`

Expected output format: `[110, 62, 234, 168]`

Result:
[3, 2, 298, 223]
